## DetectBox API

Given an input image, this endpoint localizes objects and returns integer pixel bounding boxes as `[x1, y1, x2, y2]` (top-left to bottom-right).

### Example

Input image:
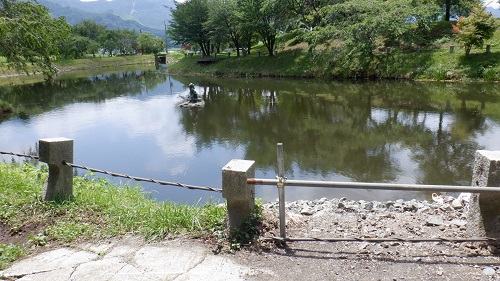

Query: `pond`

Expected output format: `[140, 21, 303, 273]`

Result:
[1, 70, 500, 204]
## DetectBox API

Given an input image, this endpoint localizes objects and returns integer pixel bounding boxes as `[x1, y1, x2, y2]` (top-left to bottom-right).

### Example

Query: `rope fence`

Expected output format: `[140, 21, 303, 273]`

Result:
[0, 150, 221, 193]
[62, 161, 222, 193]
[0, 151, 39, 160]
[5, 144, 500, 246]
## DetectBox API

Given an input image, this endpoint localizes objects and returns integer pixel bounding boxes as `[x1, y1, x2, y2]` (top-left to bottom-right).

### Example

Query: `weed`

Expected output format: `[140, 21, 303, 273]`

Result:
[0, 244, 25, 270]
[0, 163, 227, 265]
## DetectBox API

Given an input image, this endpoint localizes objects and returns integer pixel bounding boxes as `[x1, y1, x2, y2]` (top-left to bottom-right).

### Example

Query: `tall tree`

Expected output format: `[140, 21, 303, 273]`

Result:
[72, 20, 106, 42]
[206, 0, 236, 55]
[316, 0, 439, 75]
[239, 0, 285, 56]
[431, 0, 482, 21]
[99, 29, 122, 56]
[137, 32, 165, 54]
[168, 0, 212, 56]
[0, 0, 71, 79]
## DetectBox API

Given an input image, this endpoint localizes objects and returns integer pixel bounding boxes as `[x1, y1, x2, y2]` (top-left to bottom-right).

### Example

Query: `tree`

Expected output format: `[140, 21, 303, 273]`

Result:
[452, 5, 498, 55]
[0, 0, 71, 79]
[314, 0, 439, 75]
[72, 20, 107, 42]
[206, 0, 233, 54]
[137, 32, 165, 54]
[238, 0, 285, 56]
[99, 29, 122, 56]
[428, 0, 481, 21]
[59, 35, 99, 59]
[168, 0, 212, 56]
[118, 29, 138, 55]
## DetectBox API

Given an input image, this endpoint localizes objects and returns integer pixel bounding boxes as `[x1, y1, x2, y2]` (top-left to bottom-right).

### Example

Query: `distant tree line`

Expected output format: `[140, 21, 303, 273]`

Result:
[58, 20, 165, 59]
[167, 0, 495, 58]
[1, 0, 166, 79]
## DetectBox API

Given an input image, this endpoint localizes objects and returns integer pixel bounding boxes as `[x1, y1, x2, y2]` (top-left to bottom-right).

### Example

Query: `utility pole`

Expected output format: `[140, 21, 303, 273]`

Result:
[164, 20, 168, 53]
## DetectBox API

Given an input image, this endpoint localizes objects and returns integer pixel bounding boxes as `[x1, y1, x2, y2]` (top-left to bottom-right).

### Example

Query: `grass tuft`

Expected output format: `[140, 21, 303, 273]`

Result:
[0, 163, 227, 267]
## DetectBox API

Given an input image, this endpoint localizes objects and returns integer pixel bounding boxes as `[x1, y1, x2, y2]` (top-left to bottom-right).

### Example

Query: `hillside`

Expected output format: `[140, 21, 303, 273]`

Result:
[40, 0, 174, 30]
[39, 0, 169, 40]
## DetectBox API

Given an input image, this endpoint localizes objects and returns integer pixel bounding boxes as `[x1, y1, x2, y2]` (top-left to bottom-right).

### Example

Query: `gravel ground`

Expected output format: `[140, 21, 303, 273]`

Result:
[234, 194, 500, 280]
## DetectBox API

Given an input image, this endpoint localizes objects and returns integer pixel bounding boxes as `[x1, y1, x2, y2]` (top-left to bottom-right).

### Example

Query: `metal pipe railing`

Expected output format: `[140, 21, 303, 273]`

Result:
[276, 143, 286, 239]
[247, 178, 500, 193]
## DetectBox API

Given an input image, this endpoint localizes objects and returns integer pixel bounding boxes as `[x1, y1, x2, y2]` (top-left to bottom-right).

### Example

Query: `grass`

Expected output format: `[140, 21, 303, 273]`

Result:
[169, 31, 500, 81]
[0, 244, 25, 270]
[169, 45, 500, 81]
[0, 54, 160, 86]
[0, 162, 228, 269]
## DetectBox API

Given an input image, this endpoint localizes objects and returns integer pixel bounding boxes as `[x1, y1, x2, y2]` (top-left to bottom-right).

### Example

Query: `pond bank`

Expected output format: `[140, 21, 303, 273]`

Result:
[169, 48, 500, 82]
[0, 55, 163, 86]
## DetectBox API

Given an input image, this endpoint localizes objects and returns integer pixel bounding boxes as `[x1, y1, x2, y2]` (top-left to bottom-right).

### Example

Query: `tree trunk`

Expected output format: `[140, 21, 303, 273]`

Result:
[445, 0, 451, 21]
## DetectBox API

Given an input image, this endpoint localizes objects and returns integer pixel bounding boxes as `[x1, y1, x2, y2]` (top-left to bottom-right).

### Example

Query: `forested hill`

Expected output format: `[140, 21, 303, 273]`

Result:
[39, 0, 170, 39]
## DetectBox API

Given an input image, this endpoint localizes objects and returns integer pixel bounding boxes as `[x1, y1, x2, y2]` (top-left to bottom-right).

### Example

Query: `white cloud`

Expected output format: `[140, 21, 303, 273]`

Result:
[484, 0, 500, 8]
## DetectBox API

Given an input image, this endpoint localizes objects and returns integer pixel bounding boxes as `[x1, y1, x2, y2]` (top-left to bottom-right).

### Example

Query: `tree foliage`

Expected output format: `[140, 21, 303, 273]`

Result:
[0, 0, 71, 78]
[432, 0, 481, 21]
[137, 32, 165, 54]
[452, 5, 498, 55]
[168, 0, 212, 56]
[307, 0, 440, 75]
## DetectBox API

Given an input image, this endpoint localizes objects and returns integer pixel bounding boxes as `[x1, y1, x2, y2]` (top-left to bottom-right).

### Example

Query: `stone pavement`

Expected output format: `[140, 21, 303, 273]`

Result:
[0, 236, 259, 281]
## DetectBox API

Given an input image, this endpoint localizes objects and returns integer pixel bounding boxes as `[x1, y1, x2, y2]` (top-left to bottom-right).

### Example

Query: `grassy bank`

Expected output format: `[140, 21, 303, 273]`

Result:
[169, 46, 500, 81]
[0, 55, 159, 86]
[0, 162, 226, 269]
[169, 32, 500, 81]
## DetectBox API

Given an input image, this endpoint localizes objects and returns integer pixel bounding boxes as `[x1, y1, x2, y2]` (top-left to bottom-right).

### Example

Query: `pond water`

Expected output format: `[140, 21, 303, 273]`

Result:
[1, 70, 500, 204]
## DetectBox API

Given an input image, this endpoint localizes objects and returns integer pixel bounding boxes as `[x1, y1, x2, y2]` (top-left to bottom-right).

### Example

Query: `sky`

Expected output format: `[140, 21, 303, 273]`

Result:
[485, 0, 500, 8]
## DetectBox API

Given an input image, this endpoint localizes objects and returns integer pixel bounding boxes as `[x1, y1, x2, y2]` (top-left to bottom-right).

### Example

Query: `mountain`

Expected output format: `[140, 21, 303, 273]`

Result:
[485, 7, 500, 18]
[41, 0, 174, 30]
[39, 0, 166, 40]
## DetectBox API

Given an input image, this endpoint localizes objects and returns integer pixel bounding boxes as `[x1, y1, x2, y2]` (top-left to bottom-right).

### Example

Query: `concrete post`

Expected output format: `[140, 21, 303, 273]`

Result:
[450, 45, 454, 53]
[222, 159, 255, 230]
[468, 150, 500, 240]
[39, 138, 74, 201]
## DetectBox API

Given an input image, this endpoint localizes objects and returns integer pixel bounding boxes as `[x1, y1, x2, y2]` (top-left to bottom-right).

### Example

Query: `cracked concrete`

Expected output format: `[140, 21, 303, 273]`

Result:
[0, 236, 258, 281]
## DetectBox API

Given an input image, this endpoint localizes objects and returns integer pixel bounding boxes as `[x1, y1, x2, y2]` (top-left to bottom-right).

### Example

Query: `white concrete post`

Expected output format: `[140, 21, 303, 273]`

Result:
[468, 150, 500, 239]
[39, 138, 74, 201]
[222, 159, 255, 230]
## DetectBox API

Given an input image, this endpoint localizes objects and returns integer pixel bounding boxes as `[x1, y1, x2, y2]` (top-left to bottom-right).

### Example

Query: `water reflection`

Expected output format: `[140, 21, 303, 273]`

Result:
[1, 72, 500, 204]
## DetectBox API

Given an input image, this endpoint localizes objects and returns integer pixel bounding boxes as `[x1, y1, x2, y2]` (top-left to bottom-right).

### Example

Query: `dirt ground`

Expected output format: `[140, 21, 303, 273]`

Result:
[233, 198, 500, 281]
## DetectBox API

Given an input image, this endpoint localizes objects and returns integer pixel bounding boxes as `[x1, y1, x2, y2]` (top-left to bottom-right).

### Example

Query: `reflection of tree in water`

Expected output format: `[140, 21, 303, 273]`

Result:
[0, 70, 169, 120]
[178, 79, 497, 185]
